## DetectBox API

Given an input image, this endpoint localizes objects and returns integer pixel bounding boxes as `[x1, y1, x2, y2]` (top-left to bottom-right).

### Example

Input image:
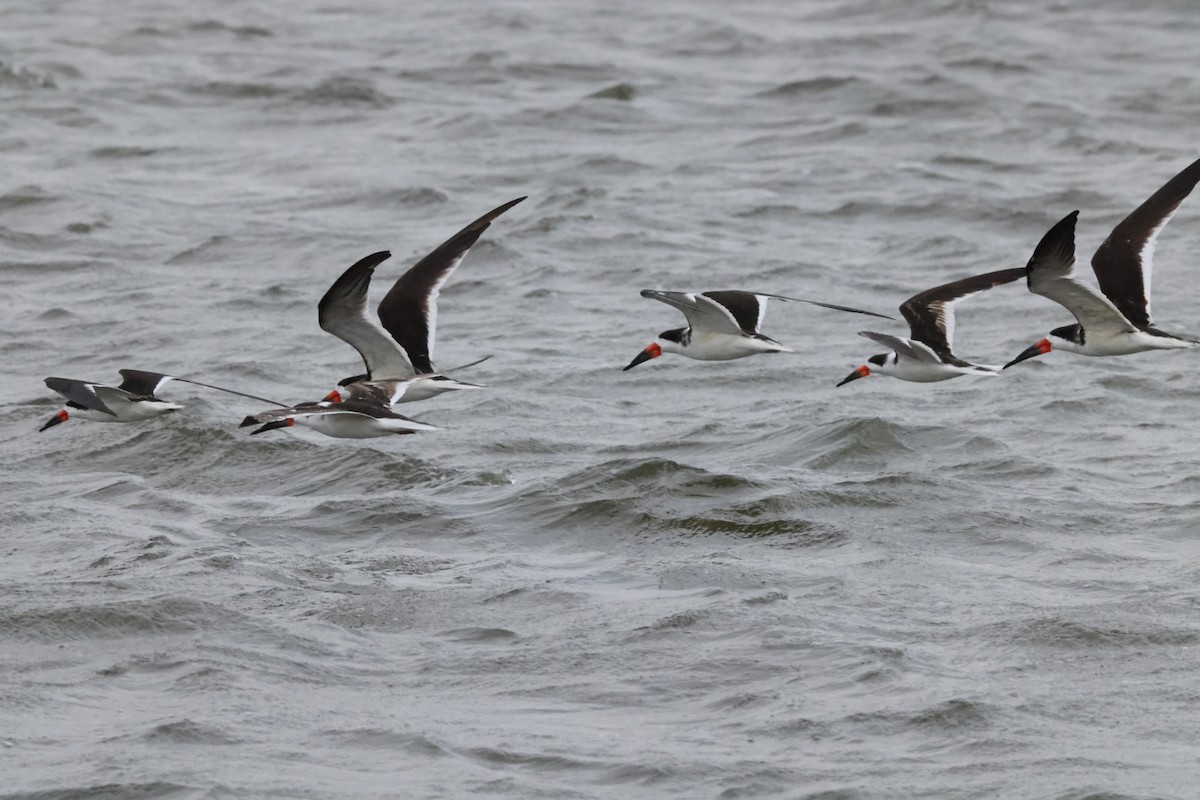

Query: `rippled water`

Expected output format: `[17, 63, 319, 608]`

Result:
[4, 1, 1200, 797]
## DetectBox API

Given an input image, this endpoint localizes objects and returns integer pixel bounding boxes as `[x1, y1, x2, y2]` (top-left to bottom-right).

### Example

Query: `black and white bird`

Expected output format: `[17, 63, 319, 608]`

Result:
[39, 369, 282, 432]
[837, 268, 1026, 386]
[240, 383, 437, 439]
[318, 196, 525, 402]
[624, 289, 891, 370]
[1005, 157, 1200, 368]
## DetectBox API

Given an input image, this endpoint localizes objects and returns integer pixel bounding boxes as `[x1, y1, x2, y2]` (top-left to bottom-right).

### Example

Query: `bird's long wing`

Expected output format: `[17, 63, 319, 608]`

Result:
[43, 377, 118, 416]
[377, 197, 526, 375]
[318, 251, 415, 380]
[640, 289, 747, 336]
[119, 369, 286, 407]
[898, 268, 1025, 359]
[1091, 157, 1200, 329]
[749, 292, 895, 324]
[1027, 211, 1138, 336]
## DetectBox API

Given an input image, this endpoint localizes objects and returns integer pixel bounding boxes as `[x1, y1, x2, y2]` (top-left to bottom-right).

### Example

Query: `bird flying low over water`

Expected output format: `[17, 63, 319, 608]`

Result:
[317, 196, 525, 404]
[1005, 157, 1200, 369]
[240, 197, 524, 438]
[624, 289, 892, 370]
[837, 268, 1026, 386]
[240, 383, 437, 439]
[39, 369, 283, 431]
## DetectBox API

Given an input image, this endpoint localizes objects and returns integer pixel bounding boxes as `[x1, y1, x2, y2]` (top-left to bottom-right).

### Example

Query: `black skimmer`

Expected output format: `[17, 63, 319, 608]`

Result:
[240, 384, 437, 439]
[837, 268, 1026, 386]
[623, 289, 892, 370]
[1005, 157, 1200, 368]
[318, 196, 525, 402]
[39, 369, 283, 431]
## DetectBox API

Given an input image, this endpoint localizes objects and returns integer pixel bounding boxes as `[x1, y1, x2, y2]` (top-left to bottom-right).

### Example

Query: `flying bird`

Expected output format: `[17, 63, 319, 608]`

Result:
[317, 196, 525, 402]
[39, 369, 282, 431]
[1005, 157, 1200, 368]
[624, 289, 891, 370]
[240, 383, 437, 439]
[838, 268, 1026, 385]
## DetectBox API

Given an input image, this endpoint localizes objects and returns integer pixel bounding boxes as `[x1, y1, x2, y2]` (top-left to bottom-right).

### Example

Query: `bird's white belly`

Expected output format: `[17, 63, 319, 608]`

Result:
[297, 414, 398, 438]
[681, 332, 789, 361]
[296, 413, 431, 438]
[83, 398, 184, 422]
[892, 358, 989, 383]
[1075, 330, 1195, 356]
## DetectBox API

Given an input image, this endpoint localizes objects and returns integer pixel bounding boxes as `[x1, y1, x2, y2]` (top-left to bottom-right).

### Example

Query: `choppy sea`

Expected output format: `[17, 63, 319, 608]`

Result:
[4, 1, 1200, 797]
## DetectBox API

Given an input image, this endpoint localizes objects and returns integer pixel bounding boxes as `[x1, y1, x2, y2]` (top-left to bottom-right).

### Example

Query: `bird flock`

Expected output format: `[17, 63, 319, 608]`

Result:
[38, 157, 1200, 439]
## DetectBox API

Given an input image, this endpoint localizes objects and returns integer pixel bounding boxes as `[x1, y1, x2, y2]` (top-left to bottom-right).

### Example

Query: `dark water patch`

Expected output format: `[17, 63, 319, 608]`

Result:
[732, 203, 800, 220]
[2, 258, 99, 274]
[739, 120, 872, 149]
[576, 155, 647, 175]
[588, 83, 636, 101]
[222, 494, 476, 544]
[667, 22, 767, 57]
[1, 596, 244, 642]
[343, 552, 453, 575]
[743, 590, 788, 605]
[481, 438, 586, 455]
[0, 225, 72, 251]
[0, 59, 56, 90]
[790, 416, 958, 469]
[667, 513, 839, 543]
[910, 697, 992, 730]
[625, 608, 710, 641]
[314, 587, 448, 632]
[365, 186, 449, 207]
[505, 60, 617, 82]
[944, 57, 1032, 74]
[295, 76, 393, 108]
[164, 235, 233, 265]
[706, 691, 774, 712]
[319, 727, 448, 755]
[65, 219, 108, 234]
[141, 718, 241, 745]
[756, 76, 858, 97]
[0, 783, 200, 800]
[0, 185, 58, 210]
[481, 586, 583, 610]
[89, 146, 161, 159]
[988, 616, 1200, 649]
[931, 152, 1024, 171]
[186, 19, 272, 38]
[845, 697, 994, 736]
[185, 81, 288, 100]
[957, 454, 1058, 483]
[813, 198, 948, 220]
[657, 561, 778, 592]
[439, 626, 520, 643]
[595, 762, 675, 786]
[512, 457, 796, 540]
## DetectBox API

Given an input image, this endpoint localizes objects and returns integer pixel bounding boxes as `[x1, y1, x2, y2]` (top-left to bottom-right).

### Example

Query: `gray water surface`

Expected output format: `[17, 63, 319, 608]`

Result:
[4, 1, 1200, 798]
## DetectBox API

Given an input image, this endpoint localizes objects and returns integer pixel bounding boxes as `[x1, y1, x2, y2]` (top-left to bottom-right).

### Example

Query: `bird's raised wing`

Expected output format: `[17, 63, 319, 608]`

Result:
[377, 197, 526, 374]
[1091, 157, 1200, 329]
[899, 268, 1025, 359]
[1028, 211, 1138, 337]
[319, 251, 415, 380]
